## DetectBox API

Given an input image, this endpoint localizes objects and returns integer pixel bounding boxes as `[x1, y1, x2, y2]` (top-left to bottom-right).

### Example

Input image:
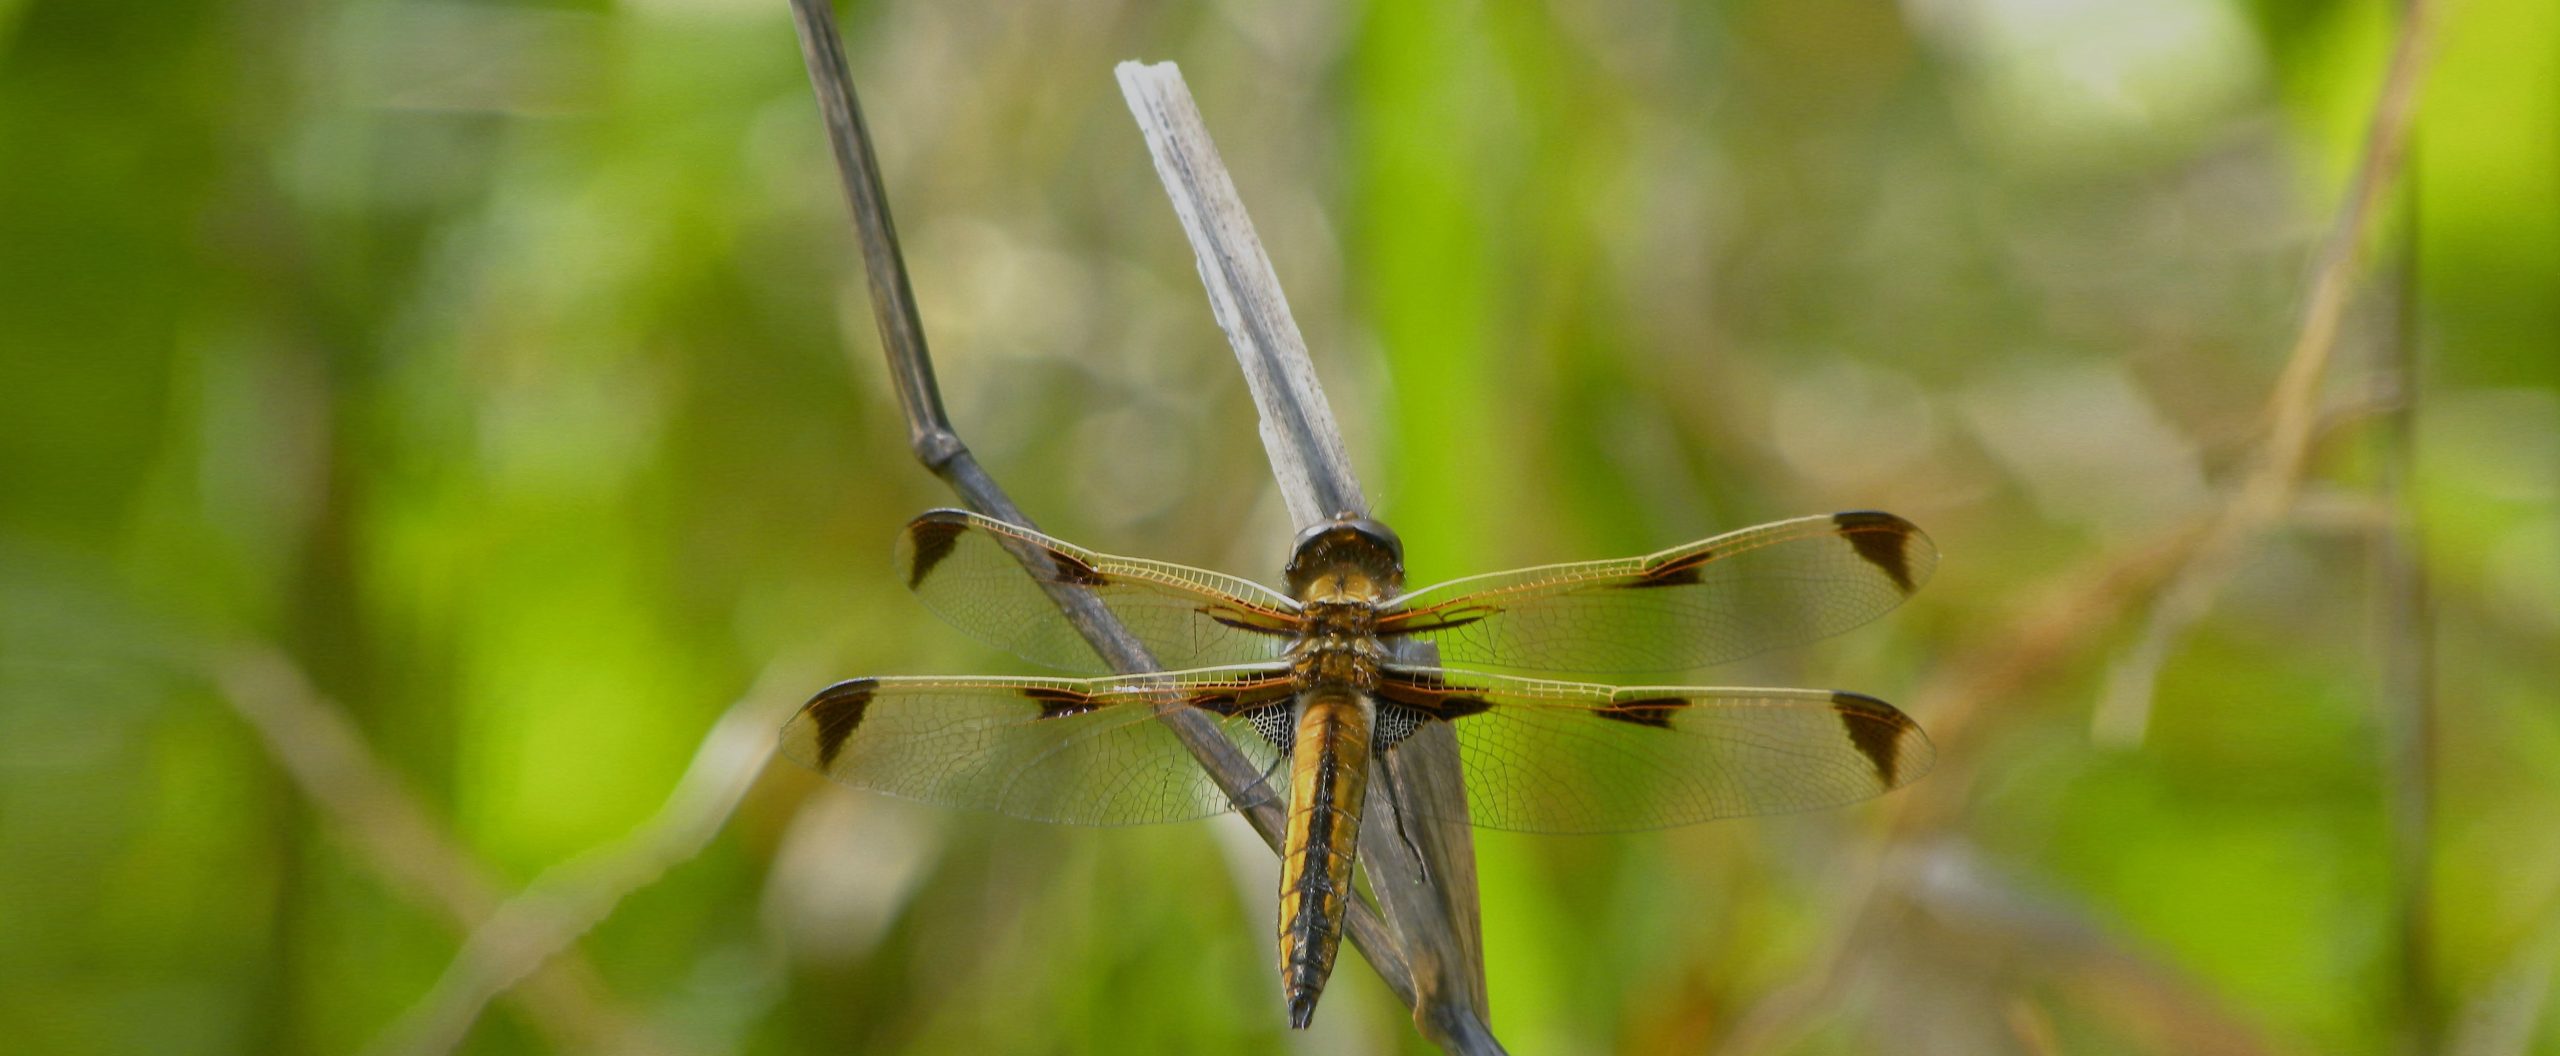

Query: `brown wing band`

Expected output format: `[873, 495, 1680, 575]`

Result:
[1374, 670, 1494, 721]
[1042, 550, 1109, 587]
[1375, 605, 1494, 637]
[1207, 609, 1302, 636]
[1623, 551, 1713, 589]
[1021, 686, 1102, 720]
[1594, 696, 1690, 728]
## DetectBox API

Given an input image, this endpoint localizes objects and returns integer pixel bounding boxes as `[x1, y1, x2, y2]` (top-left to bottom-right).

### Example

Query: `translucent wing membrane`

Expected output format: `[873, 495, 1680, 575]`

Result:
[779, 667, 1298, 825]
[894, 509, 1302, 673]
[1375, 667, 1933, 833]
[1379, 511, 1936, 674]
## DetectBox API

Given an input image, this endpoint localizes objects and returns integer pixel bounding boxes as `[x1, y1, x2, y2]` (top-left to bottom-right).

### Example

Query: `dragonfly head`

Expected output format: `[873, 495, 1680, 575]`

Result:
[1285, 515, 1405, 600]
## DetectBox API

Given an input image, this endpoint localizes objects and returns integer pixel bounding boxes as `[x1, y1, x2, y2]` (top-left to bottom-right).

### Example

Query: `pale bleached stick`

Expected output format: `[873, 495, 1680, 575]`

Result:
[1116, 61, 1497, 1054]
[1114, 62, 1364, 526]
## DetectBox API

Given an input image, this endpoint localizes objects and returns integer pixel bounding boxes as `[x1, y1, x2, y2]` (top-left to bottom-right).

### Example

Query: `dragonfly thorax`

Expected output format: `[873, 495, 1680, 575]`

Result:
[1289, 599, 1386, 689]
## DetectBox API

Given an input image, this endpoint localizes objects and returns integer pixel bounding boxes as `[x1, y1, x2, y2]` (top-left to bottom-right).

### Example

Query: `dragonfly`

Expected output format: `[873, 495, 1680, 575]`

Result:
[783, 507, 1937, 1028]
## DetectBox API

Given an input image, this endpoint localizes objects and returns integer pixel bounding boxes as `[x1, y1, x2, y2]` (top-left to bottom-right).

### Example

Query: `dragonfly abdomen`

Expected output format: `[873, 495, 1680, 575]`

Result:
[1277, 690, 1374, 1029]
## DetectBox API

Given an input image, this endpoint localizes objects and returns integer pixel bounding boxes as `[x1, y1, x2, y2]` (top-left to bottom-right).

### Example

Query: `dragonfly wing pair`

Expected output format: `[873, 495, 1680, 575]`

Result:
[779, 509, 1938, 831]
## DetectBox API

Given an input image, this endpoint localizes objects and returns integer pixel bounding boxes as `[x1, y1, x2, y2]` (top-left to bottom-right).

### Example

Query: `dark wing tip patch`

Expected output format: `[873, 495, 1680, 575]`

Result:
[903, 514, 970, 590]
[1597, 696, 1692, 728]
[1829, 690, 1918, 786]
[900, 508, 1113, 591]
[1832, 510, 1920, 594]
[805, 678, 880, 767]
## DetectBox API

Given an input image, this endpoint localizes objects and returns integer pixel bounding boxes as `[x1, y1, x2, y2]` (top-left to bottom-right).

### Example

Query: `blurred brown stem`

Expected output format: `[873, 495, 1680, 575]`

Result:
[2375, 141, 2438, 1056]
[2096, 0, 2440, 745]
[360, 655, 823, 1056]
[1724, 0, 2441, 1049]
[782, 0, 1459, 1041]
[210, 646, 669, 1056]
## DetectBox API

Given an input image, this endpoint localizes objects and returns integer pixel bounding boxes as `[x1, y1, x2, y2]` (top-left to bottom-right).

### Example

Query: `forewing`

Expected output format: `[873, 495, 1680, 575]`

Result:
[895, 509, 1301, 673]
[1374, 667, 1932, 833]
[1379, 512, 1934, 674]
[779, 667, 1297, 825]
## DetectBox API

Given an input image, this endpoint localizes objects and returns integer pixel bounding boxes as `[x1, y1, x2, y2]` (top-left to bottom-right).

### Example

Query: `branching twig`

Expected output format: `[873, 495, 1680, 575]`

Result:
[782, 0, 1445, 1036]
[209, 646, 667, 1056]
[1116, 61, 1496, 1052]
[1724, 2, 2440, 1048]
[2095, 0, 2440, 744]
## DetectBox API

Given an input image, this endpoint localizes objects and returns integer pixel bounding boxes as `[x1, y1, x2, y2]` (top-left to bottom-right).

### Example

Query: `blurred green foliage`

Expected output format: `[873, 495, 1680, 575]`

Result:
[3, 0, 2554, 1053]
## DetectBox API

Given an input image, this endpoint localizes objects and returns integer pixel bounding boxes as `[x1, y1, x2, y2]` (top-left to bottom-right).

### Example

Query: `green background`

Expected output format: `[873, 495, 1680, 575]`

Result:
[3, 0, 2553, 1053]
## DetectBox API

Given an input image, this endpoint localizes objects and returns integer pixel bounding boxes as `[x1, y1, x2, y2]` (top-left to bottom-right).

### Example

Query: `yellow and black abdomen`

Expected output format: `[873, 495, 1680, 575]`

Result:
[1276, 689, 1373, 1029]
